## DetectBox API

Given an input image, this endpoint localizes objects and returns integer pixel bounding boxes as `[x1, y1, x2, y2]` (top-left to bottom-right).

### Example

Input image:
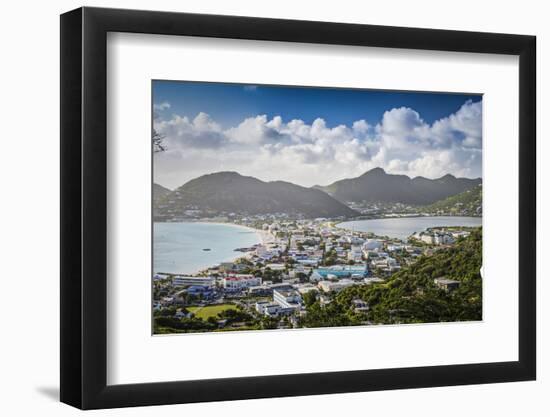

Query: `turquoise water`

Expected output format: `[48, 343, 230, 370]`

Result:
[154, 222, 261, 274]
[337, 216, 482, 240]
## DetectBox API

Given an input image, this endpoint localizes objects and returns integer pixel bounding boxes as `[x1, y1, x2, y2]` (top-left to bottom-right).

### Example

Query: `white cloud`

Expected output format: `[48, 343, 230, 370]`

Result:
[153, 100, 482, 189]
[153, 101, 171, 111]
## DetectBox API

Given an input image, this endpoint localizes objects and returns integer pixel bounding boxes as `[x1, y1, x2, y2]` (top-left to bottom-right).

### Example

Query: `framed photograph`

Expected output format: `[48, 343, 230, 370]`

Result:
[60, 6, 536, 409]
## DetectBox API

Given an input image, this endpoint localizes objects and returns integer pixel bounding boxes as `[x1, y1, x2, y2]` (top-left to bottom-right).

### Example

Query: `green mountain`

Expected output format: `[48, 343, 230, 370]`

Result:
[156, 172, 359, 219]
[153, 183, 171, 203]
[315, 167, 481, 205]
[423, 184, 482, 216]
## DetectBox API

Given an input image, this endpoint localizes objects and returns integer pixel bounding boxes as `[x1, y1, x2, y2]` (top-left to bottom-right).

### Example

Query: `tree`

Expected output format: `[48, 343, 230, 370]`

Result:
[303, 290, 318, 307]
[153, 129, 166, 152]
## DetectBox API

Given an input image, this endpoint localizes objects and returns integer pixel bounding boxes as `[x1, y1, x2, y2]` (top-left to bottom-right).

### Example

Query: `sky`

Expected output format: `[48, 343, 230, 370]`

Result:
[153, 81, 482, 190]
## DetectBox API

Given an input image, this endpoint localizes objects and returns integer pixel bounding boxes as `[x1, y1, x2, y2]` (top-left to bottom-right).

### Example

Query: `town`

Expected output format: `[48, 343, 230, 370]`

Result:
[153, 218, 476, 333]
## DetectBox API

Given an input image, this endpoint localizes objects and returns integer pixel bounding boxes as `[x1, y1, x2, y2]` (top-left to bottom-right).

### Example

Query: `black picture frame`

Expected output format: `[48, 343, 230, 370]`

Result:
[60, 6, 536, 410]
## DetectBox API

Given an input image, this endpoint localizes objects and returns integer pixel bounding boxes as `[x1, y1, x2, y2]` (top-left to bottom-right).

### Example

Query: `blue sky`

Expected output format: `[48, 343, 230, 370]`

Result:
[153, 80, 481, 128]
[152, 80, 482, 189]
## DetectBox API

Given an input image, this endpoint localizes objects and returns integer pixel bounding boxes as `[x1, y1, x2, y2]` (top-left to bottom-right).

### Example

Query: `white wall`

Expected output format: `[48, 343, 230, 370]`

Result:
[0, 0, 546, 415]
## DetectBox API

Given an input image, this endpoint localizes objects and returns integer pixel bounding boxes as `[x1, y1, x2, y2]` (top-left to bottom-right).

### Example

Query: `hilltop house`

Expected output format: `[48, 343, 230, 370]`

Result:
[434, 277, 461, 292]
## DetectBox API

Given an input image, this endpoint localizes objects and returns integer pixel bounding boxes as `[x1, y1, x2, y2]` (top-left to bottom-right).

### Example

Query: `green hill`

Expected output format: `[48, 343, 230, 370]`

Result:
[423, 184, 482, 216]
[153, 183, 171, 203]
[156, 172, 359, 219]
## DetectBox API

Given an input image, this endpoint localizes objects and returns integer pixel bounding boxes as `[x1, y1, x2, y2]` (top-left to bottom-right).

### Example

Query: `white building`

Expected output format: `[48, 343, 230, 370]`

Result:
[317, 279, 356, 292]
[363, 239, 383, 250]
[294, 283, 318, 294]
[172, 276, 215, 287]
[266, 263, 286, 271]
[273, 288, 302, 309]
[222, 275, 262, 289]
[348, 245, 364, 262]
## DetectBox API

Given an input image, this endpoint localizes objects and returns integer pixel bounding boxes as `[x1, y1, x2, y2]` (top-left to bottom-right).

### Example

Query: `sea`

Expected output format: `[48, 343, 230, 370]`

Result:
[154, 222, 261, 275]
[337, 216, 482, 241]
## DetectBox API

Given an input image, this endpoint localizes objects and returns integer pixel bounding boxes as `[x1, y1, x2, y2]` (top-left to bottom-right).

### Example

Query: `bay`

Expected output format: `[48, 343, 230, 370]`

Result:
[337, 216, 482, 240]
[154, 222, 261, 275]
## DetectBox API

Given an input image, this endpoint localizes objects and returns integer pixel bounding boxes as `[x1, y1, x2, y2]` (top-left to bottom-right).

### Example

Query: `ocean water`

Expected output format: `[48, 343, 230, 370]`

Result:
[154, 222, 261, 275]
[337, 216, 482, 240]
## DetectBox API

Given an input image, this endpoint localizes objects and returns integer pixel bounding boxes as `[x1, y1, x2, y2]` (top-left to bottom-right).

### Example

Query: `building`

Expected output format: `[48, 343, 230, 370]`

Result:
[317, 279, 356, 292]
[348, 245, 364, 262]
[313, 264, 368, 279]
[352, 298, 369, 313]
[273, 288, 302, 309]
[363, 239, 383, 250]
[172, 276, 215, 287]
[266, 263, 286, 271]
[296, 259, 319, 266]
[294, 283, 318, 295]
[222, 275, 262, 290]
[364, 277, 385, 284]
[255, 301, 296, 317]
[434, 277, 461, 292]
[248, 285, 272, 296]
[185, 285, 214, 296]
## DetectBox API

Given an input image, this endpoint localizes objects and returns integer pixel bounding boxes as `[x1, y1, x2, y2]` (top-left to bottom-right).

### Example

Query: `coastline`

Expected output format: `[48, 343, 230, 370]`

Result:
[336, 215, 482, 241]
[159, 220, 275, 245]
[154, 221, 273, 276]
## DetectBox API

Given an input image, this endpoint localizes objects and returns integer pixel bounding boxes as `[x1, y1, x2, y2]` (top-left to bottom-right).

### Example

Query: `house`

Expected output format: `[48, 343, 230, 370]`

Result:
[222, 275, 262, 290]
[434, 277, 460, 292]
[174, 310, 192, 319]
[364, 277, 385, 285]
[319, 294, 332, 306]
[352, 298, 370, 313]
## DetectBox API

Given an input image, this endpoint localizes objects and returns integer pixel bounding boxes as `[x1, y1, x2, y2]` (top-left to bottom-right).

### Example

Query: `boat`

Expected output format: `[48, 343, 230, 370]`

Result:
[202, 248, 211, 251]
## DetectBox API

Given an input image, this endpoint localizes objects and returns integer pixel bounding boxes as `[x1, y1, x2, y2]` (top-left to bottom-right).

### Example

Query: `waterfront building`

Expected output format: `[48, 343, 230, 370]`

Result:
[172, 276, 215, 287]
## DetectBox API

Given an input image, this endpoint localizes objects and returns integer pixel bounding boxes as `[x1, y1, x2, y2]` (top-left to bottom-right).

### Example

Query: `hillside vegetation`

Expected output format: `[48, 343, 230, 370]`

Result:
[300, 228, 482, 328]
[423, 184, 482, 216]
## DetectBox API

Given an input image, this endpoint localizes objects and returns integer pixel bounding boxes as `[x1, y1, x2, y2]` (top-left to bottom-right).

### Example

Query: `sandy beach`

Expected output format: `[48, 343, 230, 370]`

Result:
[187, 220, 276, 246]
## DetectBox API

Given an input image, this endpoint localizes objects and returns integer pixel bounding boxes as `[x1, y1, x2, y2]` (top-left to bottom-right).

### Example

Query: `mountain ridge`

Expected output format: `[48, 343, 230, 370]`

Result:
[155, 171, 359, 219]
[314, 168, 481, 205]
